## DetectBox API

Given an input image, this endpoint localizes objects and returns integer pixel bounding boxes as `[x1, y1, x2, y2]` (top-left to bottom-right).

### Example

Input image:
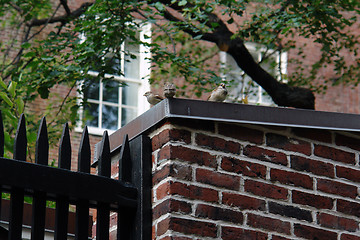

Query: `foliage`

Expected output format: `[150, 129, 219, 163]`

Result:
[0, 0, 359, 154]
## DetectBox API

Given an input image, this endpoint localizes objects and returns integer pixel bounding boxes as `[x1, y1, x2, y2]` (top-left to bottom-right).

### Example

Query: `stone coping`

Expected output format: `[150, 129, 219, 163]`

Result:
[93, 98, 360, 164]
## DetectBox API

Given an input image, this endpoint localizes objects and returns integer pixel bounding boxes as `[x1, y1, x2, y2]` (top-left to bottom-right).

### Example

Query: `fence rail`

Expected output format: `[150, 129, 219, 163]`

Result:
[0, 111, 151, 240]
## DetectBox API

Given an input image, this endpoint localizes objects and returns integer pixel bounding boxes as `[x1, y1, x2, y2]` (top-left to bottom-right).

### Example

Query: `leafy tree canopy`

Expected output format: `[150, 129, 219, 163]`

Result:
[0, 0, 359, 156]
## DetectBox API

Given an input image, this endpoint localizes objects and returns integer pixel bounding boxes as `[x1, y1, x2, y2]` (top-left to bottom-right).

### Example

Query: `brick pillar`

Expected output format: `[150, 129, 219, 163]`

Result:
[150, 120, 360, 240]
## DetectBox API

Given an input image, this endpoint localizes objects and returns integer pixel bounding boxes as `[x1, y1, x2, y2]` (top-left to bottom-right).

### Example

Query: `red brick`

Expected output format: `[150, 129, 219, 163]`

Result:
[157, 217, 170, 236]
[152, 225, 155, 239]
[195, 133, 241, 154]
[317, 179, 358, 198]
[341, 233, 360, 240]
[151, 128, 191, 151]
[335, 134, 360, 151]
[291, 155, 335, 178]
[270, 169, 313, 189]
[294, 224, 337, 240]
[314, 145, 355, 164]
[247, 213, 291, 235]
[153, 163, 192, 185]
[244, 180, 288, 200]
[196, 168, 240, 190]
[243, 145, 287, 165]
[221, 157, 266, 179]
[222, 226, 267, 240]
[266, 133, 311, 155]
[318, 213, 358, 232]
[292, 127, 332, 143]
[269, 202, 312, 222]
[292, 190, 333, 209]
[169, 217, 217, 237]
[218, 123, 264, 144]
[336, 166, 360, 183]
[337, 199, 360, 218]
[195, 204, 243, 224]
[222, 192, 266, 211]
[153, 199, 192, 220]
[156, 181, 171, 200]
[158, 145, 217, 168]
[157, 181, 218, 203]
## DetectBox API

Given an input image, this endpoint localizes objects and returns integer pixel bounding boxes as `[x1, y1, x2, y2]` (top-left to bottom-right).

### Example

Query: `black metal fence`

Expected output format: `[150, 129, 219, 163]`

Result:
[0, 111, 151, 240]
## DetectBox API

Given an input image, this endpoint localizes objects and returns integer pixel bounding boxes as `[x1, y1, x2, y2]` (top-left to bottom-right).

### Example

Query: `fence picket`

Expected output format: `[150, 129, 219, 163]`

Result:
[117, 134, 135, 240]
[119, 134, 131, 182]
[75, 126, 90, 240]
[0, 114, 149, 239]
[55, 123, 71, 240]
[31, 117, 49, 240]
[9, 114, 27, 240]
[97, 131, 110, 240]
[0, 111, 4, 157]
[0, 111, 3, 221]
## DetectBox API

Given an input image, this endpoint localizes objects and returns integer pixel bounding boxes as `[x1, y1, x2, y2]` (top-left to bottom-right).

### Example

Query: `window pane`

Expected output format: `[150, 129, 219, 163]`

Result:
[124, 40, 140, 79]
[121, 108, 137, 127]
[103, 80, 119, 103]
[83, 103, 99, 128]
[83, 80, 100, 100]
[102, 105, 118, 130]
[122, 82, 138, 106]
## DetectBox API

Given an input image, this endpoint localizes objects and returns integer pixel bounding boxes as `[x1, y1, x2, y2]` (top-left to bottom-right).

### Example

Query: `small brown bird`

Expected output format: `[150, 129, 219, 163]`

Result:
[144, 91, 164, 105]
[164, 82, 176, 98]
[207, 83, 228, 102]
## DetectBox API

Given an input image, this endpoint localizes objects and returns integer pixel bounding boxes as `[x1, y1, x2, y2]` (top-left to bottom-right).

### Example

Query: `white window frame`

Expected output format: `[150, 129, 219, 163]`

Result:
[220, 42, 287, 105]
[76, 23, 151, 136]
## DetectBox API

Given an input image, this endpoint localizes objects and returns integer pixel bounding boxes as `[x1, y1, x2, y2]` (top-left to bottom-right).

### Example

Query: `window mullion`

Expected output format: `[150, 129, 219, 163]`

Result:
[119, 43, 125, 128]
[99, 80, 103, 129]
[257, 53, 263, 103]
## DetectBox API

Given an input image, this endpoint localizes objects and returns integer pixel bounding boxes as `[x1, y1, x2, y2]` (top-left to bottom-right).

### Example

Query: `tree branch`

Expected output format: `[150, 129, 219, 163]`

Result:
[27, 2, 94, 27]
[160, 2, 315, 109]
[28, 3, 62, 41]
[59, 0, 71, 15]
[8, 2, 23, 14]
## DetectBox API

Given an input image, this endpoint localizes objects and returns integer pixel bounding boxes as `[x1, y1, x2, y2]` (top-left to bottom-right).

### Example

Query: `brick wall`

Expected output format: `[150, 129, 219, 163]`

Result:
[149, 119, 360, 240]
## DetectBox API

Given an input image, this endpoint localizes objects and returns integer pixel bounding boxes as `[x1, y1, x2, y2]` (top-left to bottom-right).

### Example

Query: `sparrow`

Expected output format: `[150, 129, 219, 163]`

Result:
[164, 82, 176, 98]
[144, 91, 164, 105]
[207, 83, 228, 102]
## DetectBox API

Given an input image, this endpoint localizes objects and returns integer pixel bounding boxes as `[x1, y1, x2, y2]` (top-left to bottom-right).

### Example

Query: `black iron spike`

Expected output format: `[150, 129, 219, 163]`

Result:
[98, 130, 110, 177]
[119, 134, 132, 182]
[0, 110, 4, 158]
[9, 114, 27, 239]
[76, 126, 90, 239]
[55, 123, 71, 240]
[96, 131, 110, 239]
[32, 116, 48, 239]
[35, 116, 49, 165]
[78, 126, 90, 173]
[58, 123, 71, 170]
[13, 113, 27, 161]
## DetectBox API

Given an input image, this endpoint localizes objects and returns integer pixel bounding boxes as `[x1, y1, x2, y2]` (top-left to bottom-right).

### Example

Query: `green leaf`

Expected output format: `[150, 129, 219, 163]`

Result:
[154, 2, 164, 11]
[178, 0, 187, 6]
[15, 98, 24, 114]
[0, 78, 7, 89]
[0, 92, 13, 107]
[24, 51, 36, 58]
[21, 42, 31, 49]
[7, 81, 16, 98]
